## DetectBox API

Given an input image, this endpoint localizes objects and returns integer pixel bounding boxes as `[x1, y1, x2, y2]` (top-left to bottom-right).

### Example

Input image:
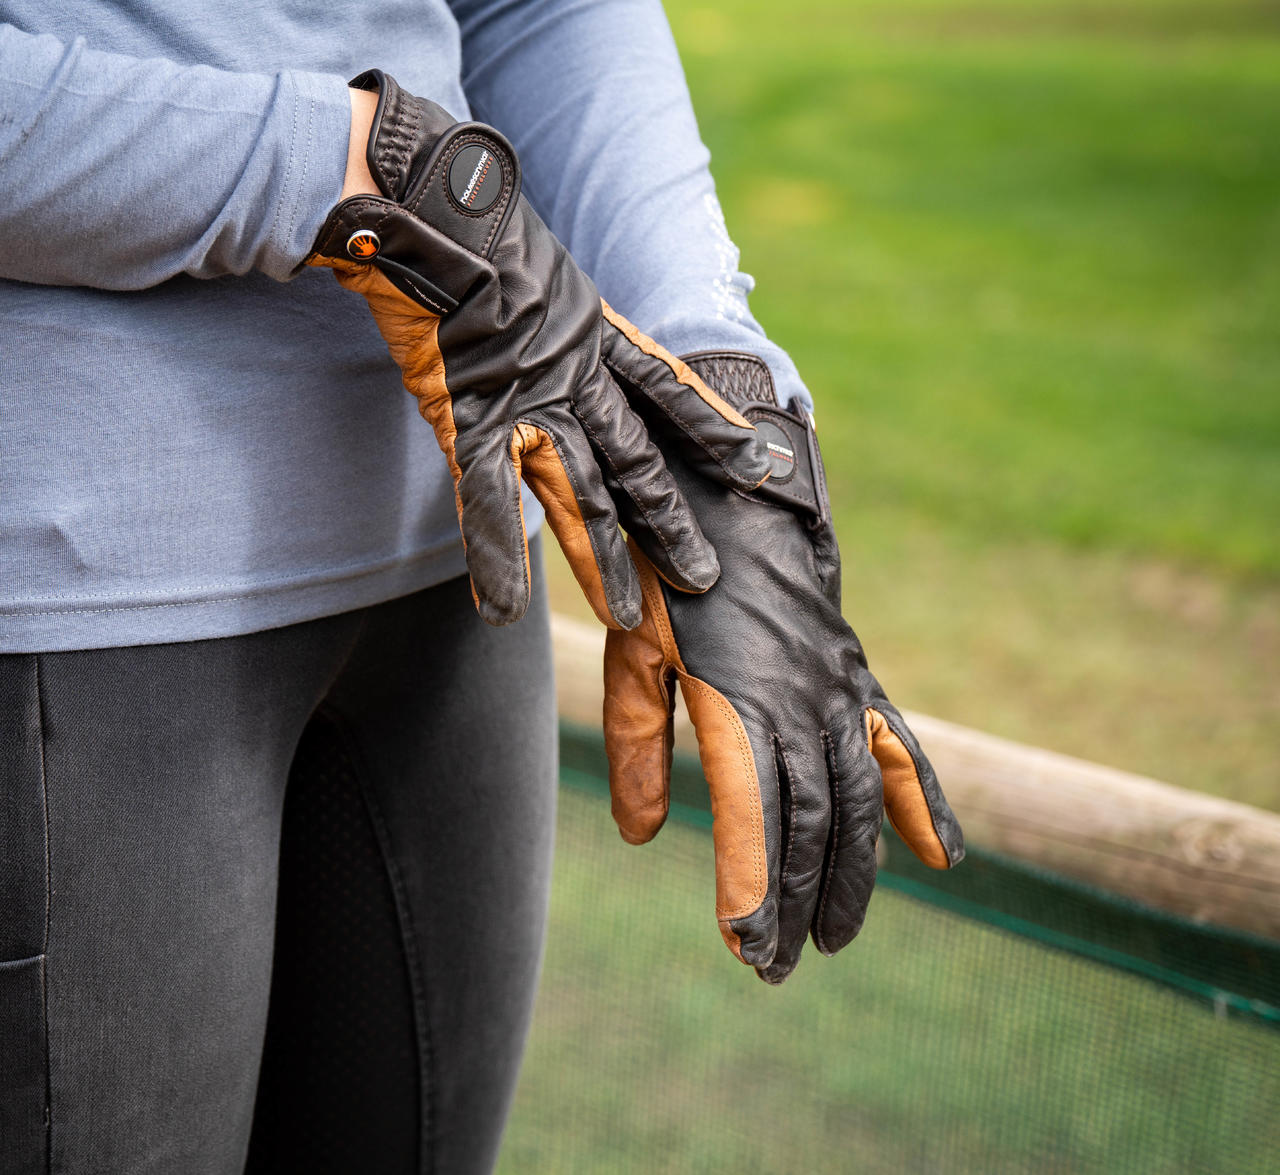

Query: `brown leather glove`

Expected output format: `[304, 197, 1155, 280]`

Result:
[309, 72, 769, 628]
[604, 352, 964, 982]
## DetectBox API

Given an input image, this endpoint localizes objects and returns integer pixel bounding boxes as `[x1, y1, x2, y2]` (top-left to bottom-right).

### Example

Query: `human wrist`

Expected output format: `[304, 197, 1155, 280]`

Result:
[340, 85, 379, 201]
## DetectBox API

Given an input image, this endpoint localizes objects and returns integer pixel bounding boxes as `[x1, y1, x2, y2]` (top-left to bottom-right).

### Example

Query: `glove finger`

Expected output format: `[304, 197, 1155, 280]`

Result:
[599, 303, 770, 491]
[866, 702, 965, 870]
[514, 412, 642, 631]
[602, 542, 778, 964]
[603, 586, 677, 846]
[574, 365, 720, 594]
[321, 260, 525, 629]
[454, 430, 534, 627]
[809, 715, 885, 957]
[677, 677, 781, 969]
[755, 734, 833, 986]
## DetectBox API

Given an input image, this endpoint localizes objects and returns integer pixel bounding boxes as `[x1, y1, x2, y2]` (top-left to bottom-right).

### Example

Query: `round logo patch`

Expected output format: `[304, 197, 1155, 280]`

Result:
[345, 229, 380, 260]
[754, 421, 797, 483]
[447, 143, 503, 214]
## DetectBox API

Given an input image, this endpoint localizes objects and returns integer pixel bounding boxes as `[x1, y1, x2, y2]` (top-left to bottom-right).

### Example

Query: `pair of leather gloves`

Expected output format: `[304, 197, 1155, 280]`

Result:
[311, 72, 964, 984]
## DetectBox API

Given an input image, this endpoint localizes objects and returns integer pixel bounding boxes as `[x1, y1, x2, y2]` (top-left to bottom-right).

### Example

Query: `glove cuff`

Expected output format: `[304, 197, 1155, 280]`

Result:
[684, 351, 830, 523]
[680, 349, 779, 408]
[350, 70, 458, 204]
[309, 72, 525, 312]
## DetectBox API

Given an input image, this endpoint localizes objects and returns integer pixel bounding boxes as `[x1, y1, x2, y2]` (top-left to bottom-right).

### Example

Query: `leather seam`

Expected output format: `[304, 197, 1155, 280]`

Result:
[522, 422, 596, 622]
[773, 734, 799, 895]
[679, 673, 766, 919]
[571, 405, 694, 584]
[506, 425, 536, 614]
[635, 558, 681, 670]
[601, 352, 745, 485]
[600, 309, 753, 428]
[872, 707, 951, 863]
[813, 728, 840, 955]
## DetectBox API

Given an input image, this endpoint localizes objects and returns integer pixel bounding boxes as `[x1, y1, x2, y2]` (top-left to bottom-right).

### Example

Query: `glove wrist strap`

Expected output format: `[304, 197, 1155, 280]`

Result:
[742, 403, 827, 522]
[309, 72, 524, 311]
[683, 352, 830, 523]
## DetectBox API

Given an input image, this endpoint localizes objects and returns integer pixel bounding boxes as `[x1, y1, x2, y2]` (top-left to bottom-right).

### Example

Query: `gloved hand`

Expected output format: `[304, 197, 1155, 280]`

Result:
[309, 71, 769, 629]
[603, 351, 964, 983]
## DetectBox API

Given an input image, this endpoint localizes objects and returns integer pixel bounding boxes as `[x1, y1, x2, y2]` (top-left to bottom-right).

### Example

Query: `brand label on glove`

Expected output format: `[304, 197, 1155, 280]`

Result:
[755, 421, 797, 483]
[346, 230, 380, 260]
[448, 144, 503, 214]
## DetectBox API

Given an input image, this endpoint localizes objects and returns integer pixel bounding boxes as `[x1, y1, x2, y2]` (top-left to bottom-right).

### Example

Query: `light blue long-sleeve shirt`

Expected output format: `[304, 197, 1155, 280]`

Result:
[0, 0, 808, 653]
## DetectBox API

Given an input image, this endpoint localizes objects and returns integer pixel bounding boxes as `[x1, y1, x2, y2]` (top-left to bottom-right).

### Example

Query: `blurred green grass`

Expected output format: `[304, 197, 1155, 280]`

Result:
[500, 785, 1280, 1173]
[551, 0, 1280, 809]
[512, 10, 1280, 1166]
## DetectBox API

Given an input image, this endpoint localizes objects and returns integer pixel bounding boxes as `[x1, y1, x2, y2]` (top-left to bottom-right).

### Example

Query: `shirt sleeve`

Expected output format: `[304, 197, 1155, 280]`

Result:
[0, 23, 350, 287]
[449, 0, 812, 411]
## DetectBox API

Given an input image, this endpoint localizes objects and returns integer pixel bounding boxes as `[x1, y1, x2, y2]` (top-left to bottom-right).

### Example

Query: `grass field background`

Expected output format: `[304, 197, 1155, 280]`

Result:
[512, 7, 1280, 1166]
[547, 0, 1280, 809]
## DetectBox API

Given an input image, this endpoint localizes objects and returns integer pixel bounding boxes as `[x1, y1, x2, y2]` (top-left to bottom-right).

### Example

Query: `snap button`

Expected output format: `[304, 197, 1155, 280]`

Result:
[346, 229, 380, 260]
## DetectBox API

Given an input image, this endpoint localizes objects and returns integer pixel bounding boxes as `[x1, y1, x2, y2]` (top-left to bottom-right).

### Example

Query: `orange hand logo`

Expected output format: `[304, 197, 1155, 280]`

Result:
[346, 230, 380, 260]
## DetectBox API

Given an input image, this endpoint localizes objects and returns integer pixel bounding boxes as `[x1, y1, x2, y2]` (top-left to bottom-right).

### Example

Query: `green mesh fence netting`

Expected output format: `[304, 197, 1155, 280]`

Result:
[498, 724, 1280, 1175]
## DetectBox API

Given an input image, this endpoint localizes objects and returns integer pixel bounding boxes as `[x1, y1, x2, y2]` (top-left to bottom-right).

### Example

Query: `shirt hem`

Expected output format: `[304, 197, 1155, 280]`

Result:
[0, 543, 472, 654]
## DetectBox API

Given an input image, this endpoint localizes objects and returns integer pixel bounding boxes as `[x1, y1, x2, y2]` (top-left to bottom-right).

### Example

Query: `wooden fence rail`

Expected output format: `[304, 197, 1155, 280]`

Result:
[552, 613, 1280, 942]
